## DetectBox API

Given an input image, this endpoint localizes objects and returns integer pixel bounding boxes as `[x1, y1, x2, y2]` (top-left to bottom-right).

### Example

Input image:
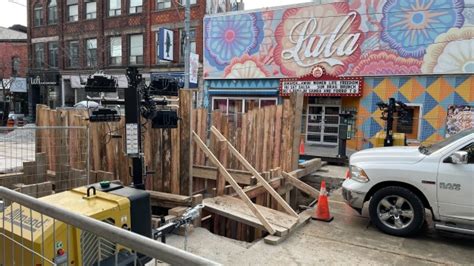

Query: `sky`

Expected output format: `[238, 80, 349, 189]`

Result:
[0, 0, 27, 27]
[244, 0, 311, 10]
[0, 0, 312, 28]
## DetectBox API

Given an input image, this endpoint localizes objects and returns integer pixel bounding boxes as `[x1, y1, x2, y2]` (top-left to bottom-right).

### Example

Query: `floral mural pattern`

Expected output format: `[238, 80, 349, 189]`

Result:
[205, 13, 264, 70]
[381, 0, 465, 58]
[204, 1, 472, 78]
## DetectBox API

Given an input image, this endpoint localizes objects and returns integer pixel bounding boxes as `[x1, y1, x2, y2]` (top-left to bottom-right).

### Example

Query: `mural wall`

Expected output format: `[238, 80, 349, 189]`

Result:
[204, 1, 474, 79]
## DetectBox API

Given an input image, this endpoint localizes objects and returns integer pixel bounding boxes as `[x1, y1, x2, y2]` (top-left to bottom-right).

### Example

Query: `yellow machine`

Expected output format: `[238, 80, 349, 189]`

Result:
[0, 182, 151, 265]
[373, 132, 407, 147]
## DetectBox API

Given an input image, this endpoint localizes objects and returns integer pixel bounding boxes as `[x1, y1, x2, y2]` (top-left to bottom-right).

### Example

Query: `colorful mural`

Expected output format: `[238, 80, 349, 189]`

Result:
[204, 1, 474, 79]
[357, 75, 474, 149]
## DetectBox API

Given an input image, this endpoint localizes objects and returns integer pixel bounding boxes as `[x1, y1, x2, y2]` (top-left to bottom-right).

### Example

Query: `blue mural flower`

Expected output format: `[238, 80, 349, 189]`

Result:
[205, 13, 264, 70]
[381, 0, 464, 58]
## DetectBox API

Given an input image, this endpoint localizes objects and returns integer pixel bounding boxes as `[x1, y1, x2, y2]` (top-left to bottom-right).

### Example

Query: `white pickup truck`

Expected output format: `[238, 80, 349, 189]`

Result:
[342, 128, 473, 236]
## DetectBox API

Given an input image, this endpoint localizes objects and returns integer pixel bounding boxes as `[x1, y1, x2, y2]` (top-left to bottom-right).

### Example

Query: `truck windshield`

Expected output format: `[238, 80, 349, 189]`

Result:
[419, 128, 474, 155]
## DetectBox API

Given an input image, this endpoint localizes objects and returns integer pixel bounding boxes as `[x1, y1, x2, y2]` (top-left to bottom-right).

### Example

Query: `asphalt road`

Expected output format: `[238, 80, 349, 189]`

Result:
[165, 189, 474, 265]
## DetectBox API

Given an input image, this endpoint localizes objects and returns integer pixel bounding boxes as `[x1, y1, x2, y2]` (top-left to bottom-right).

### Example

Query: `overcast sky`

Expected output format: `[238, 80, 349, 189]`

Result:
[244, 0, 311, 10]
[0, 0, 312, 28]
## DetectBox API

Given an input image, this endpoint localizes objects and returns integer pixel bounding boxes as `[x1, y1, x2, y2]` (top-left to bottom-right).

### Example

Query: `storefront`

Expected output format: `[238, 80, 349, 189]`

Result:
[203, 1, 474, 151]
[28, 71, 60, 119]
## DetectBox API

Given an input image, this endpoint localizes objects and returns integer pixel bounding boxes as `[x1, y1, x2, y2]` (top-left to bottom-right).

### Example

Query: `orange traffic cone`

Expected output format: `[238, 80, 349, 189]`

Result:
[299, 138, 305, 155]
[312, 180, 334, 222]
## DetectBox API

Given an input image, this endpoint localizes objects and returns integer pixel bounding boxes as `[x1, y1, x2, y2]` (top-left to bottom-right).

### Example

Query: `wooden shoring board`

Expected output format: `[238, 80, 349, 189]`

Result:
[203, 196, 298, 237]
[282, 171, 320, 199]
[210, 126, 299, 218]
[264, 208, 312, 245]
[192, 165, 256, 185]
[192, 131, 277, 235]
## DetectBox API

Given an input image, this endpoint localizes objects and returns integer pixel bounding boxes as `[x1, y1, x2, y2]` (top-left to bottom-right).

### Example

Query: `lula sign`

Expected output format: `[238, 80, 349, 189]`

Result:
[281, 12, 361, 68]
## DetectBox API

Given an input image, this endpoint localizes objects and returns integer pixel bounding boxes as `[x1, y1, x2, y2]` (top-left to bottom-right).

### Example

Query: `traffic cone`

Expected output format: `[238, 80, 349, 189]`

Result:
[299, 138, 305, 155]
[312, 180, 334, 222]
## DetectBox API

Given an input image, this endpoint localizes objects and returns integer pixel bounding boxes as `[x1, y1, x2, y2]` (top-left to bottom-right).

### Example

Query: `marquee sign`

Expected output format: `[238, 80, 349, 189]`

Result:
[279, 66, 363, 97]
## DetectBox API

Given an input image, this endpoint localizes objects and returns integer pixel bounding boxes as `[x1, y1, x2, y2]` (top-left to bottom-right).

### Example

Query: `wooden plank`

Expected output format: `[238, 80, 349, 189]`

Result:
[282, 171, 319, 199]
[273, 105, 283, 169]
[262, 107, 270, 171]
[192, 165, 256, 185]
[192, 131, 277, 235]
[264, 209, 312, 245]
[291, 93, 304, 170]
[148, 190, 196, 208]
[179, 90, 192, 196]
[203, 196, 298, 236]
[216, 140, 227, 196]
[170, 128, 180, 194]
[162, 129, 172, 193]
[211, 127, 298, 218]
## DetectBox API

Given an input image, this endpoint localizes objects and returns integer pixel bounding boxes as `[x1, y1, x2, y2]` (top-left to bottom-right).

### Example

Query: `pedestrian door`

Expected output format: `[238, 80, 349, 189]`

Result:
[306, 105, 340, 145]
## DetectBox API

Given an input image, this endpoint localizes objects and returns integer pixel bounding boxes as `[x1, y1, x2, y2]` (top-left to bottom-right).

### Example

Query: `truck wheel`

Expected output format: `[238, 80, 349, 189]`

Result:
[369, 186, 425, 237]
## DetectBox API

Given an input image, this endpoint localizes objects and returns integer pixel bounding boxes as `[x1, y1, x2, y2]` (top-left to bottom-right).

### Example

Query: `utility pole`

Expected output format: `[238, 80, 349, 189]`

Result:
[184, 0, 193, 196]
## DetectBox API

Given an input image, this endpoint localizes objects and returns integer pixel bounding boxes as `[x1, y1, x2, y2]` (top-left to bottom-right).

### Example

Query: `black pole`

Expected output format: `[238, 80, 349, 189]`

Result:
[384, 98, 395, 147]
[125, 67, 145, 189]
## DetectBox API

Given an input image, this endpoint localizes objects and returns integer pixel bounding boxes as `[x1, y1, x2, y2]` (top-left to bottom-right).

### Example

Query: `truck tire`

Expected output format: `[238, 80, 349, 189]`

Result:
[369, 186, 425, 237]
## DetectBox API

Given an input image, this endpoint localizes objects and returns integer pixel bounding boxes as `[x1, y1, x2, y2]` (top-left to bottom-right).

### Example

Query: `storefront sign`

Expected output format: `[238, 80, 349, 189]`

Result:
[280, 66, 363, 97]
[204, 1, 472, 78]
[30, 76, 58, 86]
[159, 28, 174, 61]
[9, 78, 27, 93]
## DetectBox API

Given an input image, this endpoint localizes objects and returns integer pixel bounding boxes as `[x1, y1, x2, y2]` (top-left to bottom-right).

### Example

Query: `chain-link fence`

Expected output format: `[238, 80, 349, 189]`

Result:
[0, 126, 89, 197]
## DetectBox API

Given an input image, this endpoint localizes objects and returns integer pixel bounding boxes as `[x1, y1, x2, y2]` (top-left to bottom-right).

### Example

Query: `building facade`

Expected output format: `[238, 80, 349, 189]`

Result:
[0, 26, 28, 118]
[27, 0, 243, 118]
[203, 1, 474, 151]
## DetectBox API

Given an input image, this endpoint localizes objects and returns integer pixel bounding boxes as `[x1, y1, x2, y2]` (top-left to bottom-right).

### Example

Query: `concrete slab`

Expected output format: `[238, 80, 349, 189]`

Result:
[165, 190, 474, 265]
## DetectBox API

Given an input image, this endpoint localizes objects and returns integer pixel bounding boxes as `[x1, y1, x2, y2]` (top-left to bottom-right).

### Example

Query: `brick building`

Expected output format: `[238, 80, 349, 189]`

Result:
[0, 26, 28, 117]
[27, 0, 243, 117]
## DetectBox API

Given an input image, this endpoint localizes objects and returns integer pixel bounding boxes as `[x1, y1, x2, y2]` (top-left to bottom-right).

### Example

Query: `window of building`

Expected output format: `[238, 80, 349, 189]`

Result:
[48, 42, 59, 68]
[11, 57, 20, 76]
[394, 105, 421, 140]
[48, 0, 58, 24]
[85, 0, 97, 19]
[34, 3, 43, 26]
[212, 97, 278, 114]
[130, 0, 143, 13]
[156, 0, 171, 10]
[86, 39, 97, 67]
[34, 43, 45, 68]
[67, 0, 79, 22]
[180, 0, 196, 5]
[180, 28, 196, 62]
[110, 36, 122, 65]
[109, 0, 121, 16]
[67, 40, 80, 68]
[129, 34, 143, 65]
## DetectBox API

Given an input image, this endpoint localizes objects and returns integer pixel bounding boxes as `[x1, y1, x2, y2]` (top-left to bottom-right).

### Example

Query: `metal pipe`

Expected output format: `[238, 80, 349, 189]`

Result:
[0, 187, 219, 265]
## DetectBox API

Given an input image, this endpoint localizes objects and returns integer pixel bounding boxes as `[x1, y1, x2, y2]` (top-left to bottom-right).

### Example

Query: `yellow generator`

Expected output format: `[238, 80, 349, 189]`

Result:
[0, 182, 151, 265]
[373, 132, 407, 147]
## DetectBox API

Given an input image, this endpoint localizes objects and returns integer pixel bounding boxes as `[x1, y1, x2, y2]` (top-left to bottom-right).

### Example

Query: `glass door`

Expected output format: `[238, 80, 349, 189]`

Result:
[306, 105, 340, 145]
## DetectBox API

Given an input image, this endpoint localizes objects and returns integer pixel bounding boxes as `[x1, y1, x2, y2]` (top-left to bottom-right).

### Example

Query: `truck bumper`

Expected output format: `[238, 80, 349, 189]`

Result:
[342, 179, 367, 212]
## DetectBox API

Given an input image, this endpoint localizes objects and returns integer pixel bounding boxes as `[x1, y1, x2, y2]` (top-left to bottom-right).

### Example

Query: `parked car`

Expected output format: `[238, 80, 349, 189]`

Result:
[342, 129, 474, 236]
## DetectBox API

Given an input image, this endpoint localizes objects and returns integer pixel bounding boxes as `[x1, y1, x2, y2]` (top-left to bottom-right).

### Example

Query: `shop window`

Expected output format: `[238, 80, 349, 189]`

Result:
[129, 34, 143, 65]
[85, 0, 97, 19]
[212, 97, 277, 114]
[156, 0, 171, 10]
[109, 0, 121, 16]
[48, 42, 58, 68]
[130, 0, 143, 13]
[395, 105, 421, 140]
[67, 40, 80, 68]
[48, 0, 58, 24]
[86, 39, 97, 67]
[109, 36, 122, 65]
[180, 0, 197, 5]
[34, 3, 43, 26]
[34, 43, 45, 68]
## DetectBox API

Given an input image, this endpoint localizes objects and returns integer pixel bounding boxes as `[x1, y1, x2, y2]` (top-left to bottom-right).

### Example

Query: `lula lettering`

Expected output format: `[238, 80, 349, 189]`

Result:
[281, 12, 361, 67]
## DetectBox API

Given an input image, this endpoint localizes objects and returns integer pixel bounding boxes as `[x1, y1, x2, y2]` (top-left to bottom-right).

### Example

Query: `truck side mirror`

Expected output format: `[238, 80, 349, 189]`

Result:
[446, 151, 468, 164]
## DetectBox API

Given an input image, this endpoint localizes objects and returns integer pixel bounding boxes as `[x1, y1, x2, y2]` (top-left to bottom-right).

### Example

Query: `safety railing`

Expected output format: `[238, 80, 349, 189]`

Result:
[0, 186, 219, 265]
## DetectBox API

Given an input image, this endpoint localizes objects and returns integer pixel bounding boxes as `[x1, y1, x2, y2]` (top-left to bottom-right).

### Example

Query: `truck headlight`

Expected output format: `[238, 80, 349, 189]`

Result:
[350, 165, 369, 183]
